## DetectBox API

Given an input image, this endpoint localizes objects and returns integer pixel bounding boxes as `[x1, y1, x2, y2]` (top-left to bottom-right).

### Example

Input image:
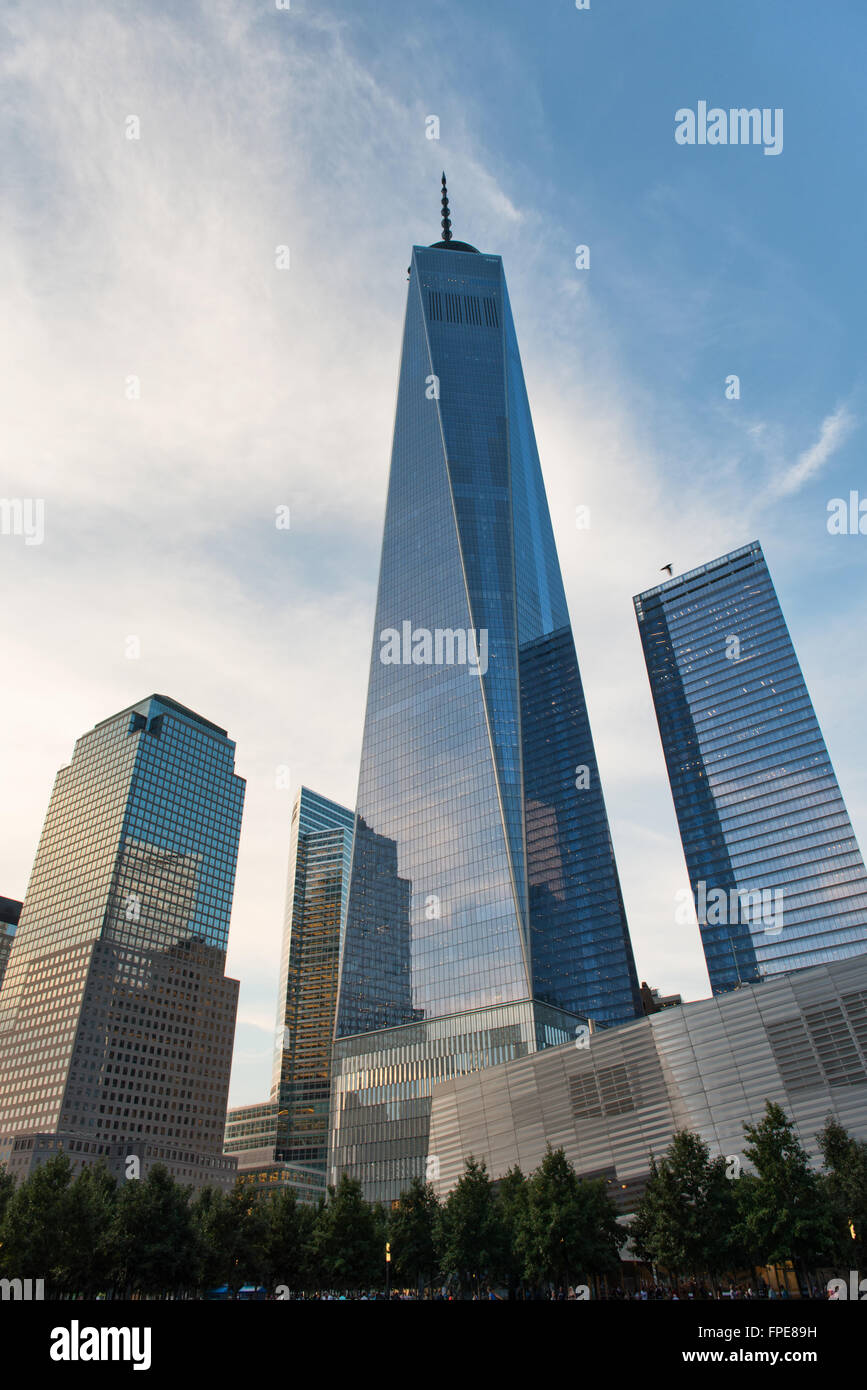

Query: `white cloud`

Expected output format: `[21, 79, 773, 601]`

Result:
[3, 3, 863, 1113]
[766, 404, 856, 499]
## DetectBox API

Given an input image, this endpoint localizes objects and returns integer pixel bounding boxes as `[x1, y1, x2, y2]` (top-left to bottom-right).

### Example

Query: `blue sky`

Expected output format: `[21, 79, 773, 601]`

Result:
[1, 0, 865, 1106]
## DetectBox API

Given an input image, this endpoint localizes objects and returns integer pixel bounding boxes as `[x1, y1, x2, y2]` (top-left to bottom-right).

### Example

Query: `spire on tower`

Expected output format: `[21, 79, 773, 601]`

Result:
[440, 172, 452, 244]
[428, 174, 479, 254]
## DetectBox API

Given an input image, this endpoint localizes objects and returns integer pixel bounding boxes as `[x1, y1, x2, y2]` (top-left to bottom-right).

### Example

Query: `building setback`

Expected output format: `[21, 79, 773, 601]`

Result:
[0, 695, 244, 1190]
[330, 182, 641, 1202]
[225, 786, 353, 1201]
[634, 541, 867, 994]
[427, 953, 867, 1208]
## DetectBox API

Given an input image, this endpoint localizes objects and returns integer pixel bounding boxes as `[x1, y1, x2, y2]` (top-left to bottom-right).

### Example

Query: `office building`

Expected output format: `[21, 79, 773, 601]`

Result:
[0, 897, 21, 993]
[635, 541, 867, 993]
[225, 787, 353, 1201]
[427, 953, 867, 1210]
[639, 981, 682, 1015]
[0, 695, 244, 1190]
[330, 180, 641, 1201]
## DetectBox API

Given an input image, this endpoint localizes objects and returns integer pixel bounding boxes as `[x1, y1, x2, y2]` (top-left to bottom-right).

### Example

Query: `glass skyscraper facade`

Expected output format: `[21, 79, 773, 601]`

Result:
[224, 786, 353, 1200]
[331, 202, 641, 1200]
[0, 897, 21, 994]
[0, 695, 244, 1189]
[271, 788, 354, 1165]
[635, 541, 867, 994]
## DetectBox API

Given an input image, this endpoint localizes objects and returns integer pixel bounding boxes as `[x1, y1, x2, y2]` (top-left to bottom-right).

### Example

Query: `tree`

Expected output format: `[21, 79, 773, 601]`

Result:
[736, 1101, 835, 1281]
[190, 1185, 235, 1294]
[630, 1130, 737, 1285]
[110, 1163, 197, 1297]
[571, 1175, 625, 1285]
[221, 1180, 270, 1294]
[0, 1153, 77, 1296]
[816, 1115, 867, 1269]
[389, 1176, 440, 1293]
[518, 1147, 621, 1294]
[0, 1164, 14, 1235]
[437, 1156, 506, 1297]
[65, 1163, 117, 1296]
[314, 1172, 383, 1291]
[497, 1166, 528, 1298]
[262, 1185, 318, 1293]
[0, 1164, 17, 1275]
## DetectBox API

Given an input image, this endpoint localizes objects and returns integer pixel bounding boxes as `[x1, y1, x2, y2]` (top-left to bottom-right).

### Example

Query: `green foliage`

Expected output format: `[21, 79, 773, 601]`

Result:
[437, 1156, 506, 1294]
[64, 1163, 118, 1296]
[0, 1100, 851, 1297]
[226, 1181, 270, 1291]
[571, 1175, 625, 1277]
[261, 1185, 318, 1292]
[0, 1153, 83, 1294]
[497, 1165, 528, 1292]
[314, 1172, 383, 1289]
[736, 1102, 836, 1269]
[190, 1185, 236, 1291]
[630, 1130, 738, 1280]
[0, 1164, 15, 1235]
[388, 1176, 440, 1290]
[111, 1163, 196, 1296]
[816, 1115, 867, 1268]
[519, 1147, 621, 1289]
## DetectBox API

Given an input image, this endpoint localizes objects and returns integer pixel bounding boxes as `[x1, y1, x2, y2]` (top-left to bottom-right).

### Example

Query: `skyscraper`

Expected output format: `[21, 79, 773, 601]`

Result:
[0, 897, 21, 993]
[271, 787, 354, 1165]
[635, 540, 867, 993]
[0, 695, 244, 1190]
[224, 786, 353, 1200]
[330, 181, 641, 1200]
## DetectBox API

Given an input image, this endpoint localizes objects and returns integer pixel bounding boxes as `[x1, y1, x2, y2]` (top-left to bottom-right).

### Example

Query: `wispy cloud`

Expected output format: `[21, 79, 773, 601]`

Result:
[3, 2, 865, 1109]
[766, 404, 857, 499]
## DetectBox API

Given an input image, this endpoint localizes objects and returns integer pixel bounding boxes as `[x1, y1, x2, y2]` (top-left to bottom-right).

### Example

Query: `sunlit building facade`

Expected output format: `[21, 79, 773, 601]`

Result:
[0, 695, 245, 1190]
[331, 188, 641, 1201]
[635, 541, 867, 993]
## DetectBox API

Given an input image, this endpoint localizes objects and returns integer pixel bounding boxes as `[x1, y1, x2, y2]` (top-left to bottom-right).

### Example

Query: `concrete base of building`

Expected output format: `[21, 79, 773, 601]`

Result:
[0, 1130, 238, 1192]
[424, 954, 867, 1207]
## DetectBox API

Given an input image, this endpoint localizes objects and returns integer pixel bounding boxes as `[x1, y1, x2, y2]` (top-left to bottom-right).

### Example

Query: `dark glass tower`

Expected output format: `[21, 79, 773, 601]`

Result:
[271, 787, 354, 1165]
[635, 541, 867, 993]
[224, 786, 353, 1202]
[0, 695, 244, 1190]
[0, 897, 21, 994]
[330, 184, 641, 1200]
